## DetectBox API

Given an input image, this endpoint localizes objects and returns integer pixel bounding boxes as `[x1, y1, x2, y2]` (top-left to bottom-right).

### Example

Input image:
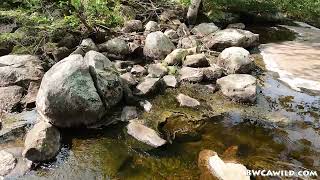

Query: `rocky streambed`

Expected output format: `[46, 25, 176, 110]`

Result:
[1, 17, 320, 180]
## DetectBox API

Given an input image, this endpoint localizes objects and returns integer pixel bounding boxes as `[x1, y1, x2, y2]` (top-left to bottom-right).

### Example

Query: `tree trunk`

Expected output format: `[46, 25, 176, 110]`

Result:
[187, 0, 202, 25]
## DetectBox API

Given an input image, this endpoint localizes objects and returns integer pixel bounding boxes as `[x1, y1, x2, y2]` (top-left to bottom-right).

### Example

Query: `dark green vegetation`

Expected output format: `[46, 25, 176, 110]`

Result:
[181, 0, 320, 26]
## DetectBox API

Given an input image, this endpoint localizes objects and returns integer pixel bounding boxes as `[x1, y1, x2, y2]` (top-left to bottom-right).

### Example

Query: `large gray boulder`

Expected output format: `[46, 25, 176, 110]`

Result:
[217, 74, 257, 103]
[191, 23, 219, 37]
[0, 55, 44, 87]
[217, 47, 253, 74]
[37, 52, 123, 127]
[127, 121, 166, 148]
[37, 54, 105, 127]
[143, 31, 175, 59]
[22, 121, 60, 162]
[203, 29, 259, 50]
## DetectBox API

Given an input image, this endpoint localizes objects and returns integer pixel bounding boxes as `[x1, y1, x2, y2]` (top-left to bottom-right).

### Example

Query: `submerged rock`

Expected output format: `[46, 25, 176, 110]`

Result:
[191, 23, 219, 37]
[217, 47, 253, 74]
[121, 106, 138, 122]
[179, 67, 203, 83]
[143, 31, 176, 59]
[23, 121, 60, 162]
[176, 94, 200, 107]
[127, 121, 166, 148]
[203, 29, 259, 50]
[0, 150, 16, 176]
[208, 153, 249, 180]
[183, 54, 209, 67]
[198, 150, 216, 180]
[217, 74, 257, 103]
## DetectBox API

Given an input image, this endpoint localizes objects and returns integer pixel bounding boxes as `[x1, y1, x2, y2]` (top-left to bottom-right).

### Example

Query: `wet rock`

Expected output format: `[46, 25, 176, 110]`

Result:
[0, 110, 38, 143]
[99, 38, 130, 56]
[0, 86, 23, 112]
[122, 20, 143, 33]
[203, 29, 259, 50]
[208, 153, 249, 180]
[147, 63, 168, 78]
[183, 54, 209, 67]
[139, 100, 152, 112]
[143, 31, 176, 59]
[131, 65, 147, 75]
[198, 150, 216, 180]
[0, 55, 44, 88]
[227, 23, 245, 29]
[163, 75, 178, 88]
[164, 29, 179, 40]
[179, 67, 203, 83]
[127, 121, 166, 148]
[191, 23, 219, 37]
[178, 35, 200, 49]
[187, 0, 202, 25]
[0, 150, 16, 176]
[120, 72, 138, 87]
[23, 121, 60, 162]
[217, 47, 253, 74]
[163, 49, 189, 65]
[217, 74, 257, 103]
[2, 147, 32, 178]
[36, 55, 105, 127]
[177, 23, 190, 37]
[201, 65, 223, 81]
[135, 77, 163, 96]
[145, 21, 160, 34]
[176, 94, 200, 107]
[121, 106, 138, 122]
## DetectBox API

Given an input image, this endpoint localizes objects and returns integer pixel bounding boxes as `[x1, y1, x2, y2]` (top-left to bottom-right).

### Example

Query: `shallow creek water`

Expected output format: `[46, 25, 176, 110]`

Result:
[2, 23, 320, 180]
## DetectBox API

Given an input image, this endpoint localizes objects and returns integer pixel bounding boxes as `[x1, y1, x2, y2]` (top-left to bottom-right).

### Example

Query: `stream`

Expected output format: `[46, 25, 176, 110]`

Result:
[2, 22, 320, 179]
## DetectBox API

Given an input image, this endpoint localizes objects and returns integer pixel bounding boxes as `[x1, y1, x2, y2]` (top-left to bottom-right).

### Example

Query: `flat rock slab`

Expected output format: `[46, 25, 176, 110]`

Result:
[176, 94, 200, 107]
[217, 74, 257, 103]
[127, 122, 166, 147]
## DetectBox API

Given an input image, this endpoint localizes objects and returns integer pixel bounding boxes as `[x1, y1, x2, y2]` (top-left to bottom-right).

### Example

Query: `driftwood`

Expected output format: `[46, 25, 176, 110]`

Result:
[187, 0, 202, 25]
